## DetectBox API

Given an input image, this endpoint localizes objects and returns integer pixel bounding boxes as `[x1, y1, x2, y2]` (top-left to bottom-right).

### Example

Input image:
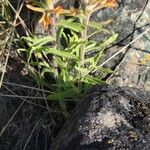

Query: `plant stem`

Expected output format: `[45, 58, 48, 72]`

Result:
[80, 11, 91, 67]
[50, 1, 58, 78]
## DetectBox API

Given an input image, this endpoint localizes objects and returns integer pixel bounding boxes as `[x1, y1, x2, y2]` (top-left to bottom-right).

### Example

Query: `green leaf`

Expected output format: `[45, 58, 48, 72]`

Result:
[75, 66, 90, 77]
[45, 48, 79, 60]
[84, 57, 94, 63]
[101, 34, 118, 48]
[48, 89, 79, 101]
[93, 48, 105, 64]
[84, 41, 97, 52]
[57, 19, 85, 32]
[27, 66, 40, 83]
[88, 21, 103, 30]
[22, 36, 33, 47]
[92, 66, 114, 74]
[57, 28, 64, 48]
[22, 36, 54, 48]
[83, 75, 105, 85]
[88, 19, 112, 30]
[61, 69, 70, 82]
[22, 36, 34, 43]
[41, 66, 55, 76]
[62, 32, 69, 46]
[32, 36, 54, 47]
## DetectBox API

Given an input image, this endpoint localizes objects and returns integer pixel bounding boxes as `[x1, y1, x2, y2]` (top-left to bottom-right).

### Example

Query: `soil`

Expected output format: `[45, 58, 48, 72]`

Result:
[0, 55, 66, 150]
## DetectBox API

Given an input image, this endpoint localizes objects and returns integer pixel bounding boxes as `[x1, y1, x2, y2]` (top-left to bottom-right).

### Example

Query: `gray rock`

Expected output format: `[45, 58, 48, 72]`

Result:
[106, 0, 150, 90]
[90, 0, 150, 90]
[51, 85, 150, 150]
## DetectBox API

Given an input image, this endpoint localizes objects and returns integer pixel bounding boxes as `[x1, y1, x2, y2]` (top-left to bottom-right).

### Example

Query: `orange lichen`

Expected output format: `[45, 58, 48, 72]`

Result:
[140, 54, 150, 65]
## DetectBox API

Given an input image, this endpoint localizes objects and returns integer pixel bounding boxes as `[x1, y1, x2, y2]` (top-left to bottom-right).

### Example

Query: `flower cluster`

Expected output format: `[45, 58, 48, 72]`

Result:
[26, 0, 76, 30]
[83, 0, 117, 13]
[26, 0, 117, 30]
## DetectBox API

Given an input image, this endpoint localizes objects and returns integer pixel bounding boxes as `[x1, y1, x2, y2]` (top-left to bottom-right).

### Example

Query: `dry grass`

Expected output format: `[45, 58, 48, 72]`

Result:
[0, 1, 65, 149]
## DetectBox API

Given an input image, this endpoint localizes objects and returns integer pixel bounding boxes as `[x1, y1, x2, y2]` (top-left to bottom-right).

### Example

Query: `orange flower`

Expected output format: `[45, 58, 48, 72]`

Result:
[39, 13, 53, 30]
[53, 6, 64, 18]
[26, 4, 52, 30]
[86, 0, 117, 13]
[40, 6, 65, 30]
[26, 4, 44, 13]
[26, 4, 75, 30]
[101, 0, 117, 8]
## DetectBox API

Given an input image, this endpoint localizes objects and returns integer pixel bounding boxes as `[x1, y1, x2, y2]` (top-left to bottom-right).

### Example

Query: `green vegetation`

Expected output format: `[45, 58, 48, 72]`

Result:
[0, 0, 118, 117]
[18, 0, 118, 116]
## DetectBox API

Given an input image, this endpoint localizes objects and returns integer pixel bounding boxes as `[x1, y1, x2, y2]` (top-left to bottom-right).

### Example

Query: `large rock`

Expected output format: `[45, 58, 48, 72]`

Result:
[88, 0, 150, 90]
[106, 0, 150, 91]
[51, 85, 150, 150]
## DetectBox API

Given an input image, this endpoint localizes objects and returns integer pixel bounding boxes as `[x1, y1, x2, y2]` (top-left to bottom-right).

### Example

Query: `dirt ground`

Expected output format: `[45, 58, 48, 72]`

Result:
[0, 55, 66, 150]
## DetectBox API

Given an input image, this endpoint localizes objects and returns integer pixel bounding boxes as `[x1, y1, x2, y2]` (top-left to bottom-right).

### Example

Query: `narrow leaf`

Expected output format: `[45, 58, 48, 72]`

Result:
[101, 34, 118, 48]
[48, 89, 78, 100]
[45, 48, 79, 60]
[57, 19, 85, 32]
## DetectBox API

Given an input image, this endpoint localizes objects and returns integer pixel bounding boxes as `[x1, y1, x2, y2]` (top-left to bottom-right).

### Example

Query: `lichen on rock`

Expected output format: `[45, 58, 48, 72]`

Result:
[52, 85, 150, 150]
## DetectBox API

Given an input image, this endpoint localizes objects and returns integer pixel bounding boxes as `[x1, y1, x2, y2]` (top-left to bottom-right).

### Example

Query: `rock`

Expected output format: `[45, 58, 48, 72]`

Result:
[89, 0, 150, 90]
[106, 0, 150, 90]
[51, 85, 150, 150]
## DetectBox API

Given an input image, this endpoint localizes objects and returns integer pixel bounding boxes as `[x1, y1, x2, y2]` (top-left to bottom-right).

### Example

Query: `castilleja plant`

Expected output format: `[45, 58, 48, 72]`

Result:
[21, 0, 118, 114]
[80, 0, 117, 66]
